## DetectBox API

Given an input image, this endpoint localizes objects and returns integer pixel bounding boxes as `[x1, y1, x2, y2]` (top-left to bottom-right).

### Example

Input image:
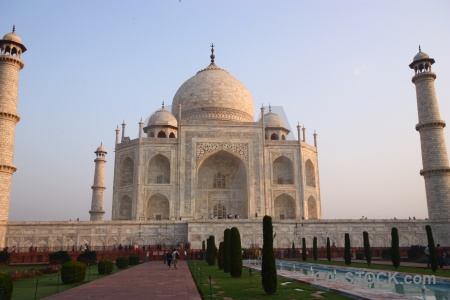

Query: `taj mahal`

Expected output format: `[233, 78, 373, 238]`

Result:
[1, 27, 450, 250]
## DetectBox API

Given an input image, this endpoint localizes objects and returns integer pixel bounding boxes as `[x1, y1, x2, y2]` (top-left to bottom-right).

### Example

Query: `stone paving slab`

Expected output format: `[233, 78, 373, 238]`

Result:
[44, 261, 201, 300]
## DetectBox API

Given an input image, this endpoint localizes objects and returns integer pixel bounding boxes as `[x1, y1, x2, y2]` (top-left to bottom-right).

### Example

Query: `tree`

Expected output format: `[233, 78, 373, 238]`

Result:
[426, 225, 438, 272]
[391, 227, 400, 269]
[292, 241, 296, 258]
[218, 242, 224, 270]
[363, 231, 372, 267]
[206, 235, 216, 266]
[223, 228, 231, 273]
[229, 227, 242, 277]
[313, 237, 318, 261]
[344, 233, 351, 265]
[326, 237, 331, 262]
[202, 240, 206, 260]
[302, 238, 307, 261]
[261, 216, 277, 294]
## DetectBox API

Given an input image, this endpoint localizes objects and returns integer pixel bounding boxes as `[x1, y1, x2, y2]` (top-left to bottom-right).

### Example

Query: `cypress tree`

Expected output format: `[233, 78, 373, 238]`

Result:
[391, 227, 400, 269]
[302, 237, 307, 261]
[262, 216, 277, 295]
[223, 228, 231, 273]
[363, 231, 372, 267]
[218, 242, 224, 270]
[202, 240, 206, 260]
[313, 237, 318, 261]
[326, 237, 331, 262]
[206, 235, 216, 266]
[426, 225, 438, 272]
[229, 227, 242, 277]
[344, 233, 351, 265]
[292, 241, 296, 258]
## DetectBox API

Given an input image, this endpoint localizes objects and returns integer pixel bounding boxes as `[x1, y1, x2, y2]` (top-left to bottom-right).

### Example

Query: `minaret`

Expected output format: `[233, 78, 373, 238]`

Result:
[0, 27, 26, 231]
[410, 47, 450, 220]
[89, 144, 107, 221]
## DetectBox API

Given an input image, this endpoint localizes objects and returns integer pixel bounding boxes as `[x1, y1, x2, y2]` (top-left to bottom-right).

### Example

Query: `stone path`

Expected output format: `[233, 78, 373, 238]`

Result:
[44, 261, 201, 300]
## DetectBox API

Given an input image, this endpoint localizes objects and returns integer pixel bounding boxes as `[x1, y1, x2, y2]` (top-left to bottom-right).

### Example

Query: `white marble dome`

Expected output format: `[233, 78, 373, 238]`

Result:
[262, 111, 286, 128]
[147, 108, 178, 127]
[413, 50, 430, 62]
[2, 31, 23, 44]
[172, 63, 254, 122]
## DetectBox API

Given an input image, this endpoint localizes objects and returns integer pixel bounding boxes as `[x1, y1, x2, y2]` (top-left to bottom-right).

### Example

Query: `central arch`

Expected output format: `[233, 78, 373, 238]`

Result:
[146, 193, 170, 220]
[196, 150, 248, 218]
[274, 193, 295, 219]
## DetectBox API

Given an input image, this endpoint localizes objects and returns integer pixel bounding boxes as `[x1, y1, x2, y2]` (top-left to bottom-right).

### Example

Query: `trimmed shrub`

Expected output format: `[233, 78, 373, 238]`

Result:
[49, 251, 71, 265]
[261, 216, 277, 295]
[61, 261, 86, 284]
[426, 225, 438, 272]
[77, 251, 97, 265]
[206, 235, 217, 266]
[0, 251, 10, 265]
[326, 237, 331, 262]
[0, 274, 13, 300]
[202, 240, 206, 259]
[291, 242, 296, 258]
[218, 242, 224, 270]
[229, 227, 242, 277]
[98, 259, 113, 275]
[302, 238, 307, 261]
[363, 231, 372, 267]
[344, 233, 351, 265]
[223, 228, 231, 273]
[313, 237, 318, 261]
[407, 245, 426, 262]
[391, 227, 400, 269]
[116, 256, 129, 269]
[129, 254, 140, 265]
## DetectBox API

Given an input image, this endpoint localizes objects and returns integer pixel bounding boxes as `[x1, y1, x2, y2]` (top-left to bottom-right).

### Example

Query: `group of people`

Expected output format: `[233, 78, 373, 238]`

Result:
[425, 244, 450, 268]
[162, 249, 180, 269]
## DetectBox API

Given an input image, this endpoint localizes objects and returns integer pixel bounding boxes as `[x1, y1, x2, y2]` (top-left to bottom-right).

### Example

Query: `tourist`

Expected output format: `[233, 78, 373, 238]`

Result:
[172, 248, 180, 269]
[424, 245, 430, 268]
[184, 249, 188, 260]
[146, 250, 150, 262]
[436, 244, 444, 268]
[167, 249, 172, 269]
[162, 250, 167, 264]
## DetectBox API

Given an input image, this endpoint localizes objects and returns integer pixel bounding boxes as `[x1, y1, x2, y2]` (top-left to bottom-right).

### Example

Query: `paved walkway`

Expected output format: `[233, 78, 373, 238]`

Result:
[44, 261, 201, 300]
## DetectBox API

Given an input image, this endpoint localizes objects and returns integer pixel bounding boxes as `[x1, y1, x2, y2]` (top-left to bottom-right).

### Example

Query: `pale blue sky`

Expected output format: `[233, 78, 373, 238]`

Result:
[2, 1, 450, 221]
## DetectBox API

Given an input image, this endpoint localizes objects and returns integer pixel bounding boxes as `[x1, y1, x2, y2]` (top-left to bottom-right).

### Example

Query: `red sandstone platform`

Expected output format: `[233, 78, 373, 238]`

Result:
[44, 261, 201, 300]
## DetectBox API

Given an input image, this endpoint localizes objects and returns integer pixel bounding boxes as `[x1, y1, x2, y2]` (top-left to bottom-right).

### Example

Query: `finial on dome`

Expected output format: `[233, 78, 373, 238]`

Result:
[101, 141, 103, 146]
[12, 25, 15, 33]
[419, 45, 421, 52]
[210, 43, 215, 64]
[162, 100, 165, 109]
[269, 104, 272, 113]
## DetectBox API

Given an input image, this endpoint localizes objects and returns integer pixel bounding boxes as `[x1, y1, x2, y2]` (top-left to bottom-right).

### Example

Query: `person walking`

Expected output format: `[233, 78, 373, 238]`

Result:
[172, 248, 180, 269]
[162, 250, 167, 264]
[167, 249, 173, 269]
[424, 245, 430, 268]
[146, 250, 150, 262]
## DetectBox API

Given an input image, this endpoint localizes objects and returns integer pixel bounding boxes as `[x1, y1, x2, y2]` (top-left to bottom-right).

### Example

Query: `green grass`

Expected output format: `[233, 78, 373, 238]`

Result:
[188, 260, 351, 299]
[289, 259, 450, 278]
[0, 264, 126, 300]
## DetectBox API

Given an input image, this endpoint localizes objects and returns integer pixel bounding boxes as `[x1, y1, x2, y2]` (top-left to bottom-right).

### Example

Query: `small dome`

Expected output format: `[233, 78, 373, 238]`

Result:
[95, 145, 107, 154]
[413, 50, 430, 62]
[3, 31, 23, 44]
[148, 108, 178, 127]
[261, 112, 286, 128]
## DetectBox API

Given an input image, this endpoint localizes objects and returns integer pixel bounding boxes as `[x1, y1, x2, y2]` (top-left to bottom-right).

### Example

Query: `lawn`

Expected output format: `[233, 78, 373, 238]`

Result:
[287, 259, 450, 278]
[188, 260, 351, 299]
[0, 264, 124, 300]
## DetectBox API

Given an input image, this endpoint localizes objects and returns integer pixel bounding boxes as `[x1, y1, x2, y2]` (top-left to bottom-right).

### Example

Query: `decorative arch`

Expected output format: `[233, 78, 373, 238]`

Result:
[169, 132, 176, 138]
[281, 135, 286, 140]
[120, 157, 134, 187]
[307, 196, 318, 219]
[305, 159, 316, 187]
[213, 203, 227, 219]
[148, 154, 170, 184]
[157, 131, 166, 138]
[270, 133, 279, 140]
[147, 193, 170, 220]
[119, 195, 132, 220]
[273, 155, 294, 184]
[274, 193, 295, 219]
[197, 150, 248, 218]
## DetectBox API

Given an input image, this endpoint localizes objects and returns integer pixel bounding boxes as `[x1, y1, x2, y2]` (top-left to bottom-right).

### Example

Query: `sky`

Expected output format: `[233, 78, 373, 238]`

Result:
[2, 1, 450, 221]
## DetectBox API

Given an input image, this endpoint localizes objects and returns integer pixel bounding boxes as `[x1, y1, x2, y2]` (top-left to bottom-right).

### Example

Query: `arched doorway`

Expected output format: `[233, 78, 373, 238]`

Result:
[196, 150, 248, 218]
[147, 193, 170, 220]
[274, 194, 295, 219]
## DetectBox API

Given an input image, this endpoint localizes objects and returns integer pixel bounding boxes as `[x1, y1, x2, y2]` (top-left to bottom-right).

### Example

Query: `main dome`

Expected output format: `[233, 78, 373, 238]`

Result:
[172, 62, 254, 122]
